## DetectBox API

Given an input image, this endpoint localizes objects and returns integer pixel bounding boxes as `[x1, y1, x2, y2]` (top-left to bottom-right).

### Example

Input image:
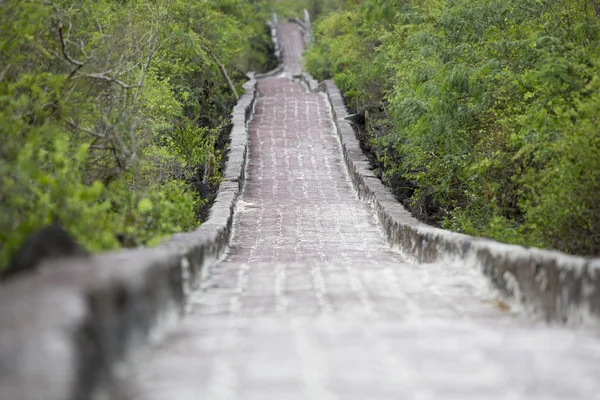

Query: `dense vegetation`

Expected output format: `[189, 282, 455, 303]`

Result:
[0, 0, 276, 268]
[274, 0, 339, 18]
[305, 0, 600, 256]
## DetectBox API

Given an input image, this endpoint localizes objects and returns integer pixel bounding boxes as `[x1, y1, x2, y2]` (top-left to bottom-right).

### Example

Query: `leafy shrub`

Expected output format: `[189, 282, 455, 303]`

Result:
[306, 0, 600, 255]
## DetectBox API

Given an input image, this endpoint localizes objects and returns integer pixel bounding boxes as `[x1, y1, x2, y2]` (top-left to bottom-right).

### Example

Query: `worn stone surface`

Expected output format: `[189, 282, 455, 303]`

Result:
[128, 308, 600, 400]
[279, 23, 304, 76]
[0, 249, 184, 400]
[125, 21, 600, 400]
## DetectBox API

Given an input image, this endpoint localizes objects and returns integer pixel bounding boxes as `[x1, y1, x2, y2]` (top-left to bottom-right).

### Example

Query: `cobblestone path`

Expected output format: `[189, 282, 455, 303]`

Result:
[127, 22, 600, 400]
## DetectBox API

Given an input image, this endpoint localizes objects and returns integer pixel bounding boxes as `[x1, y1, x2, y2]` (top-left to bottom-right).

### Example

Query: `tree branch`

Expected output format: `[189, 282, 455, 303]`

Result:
[90, 145, 112, 150]
[207, 50, 239, 100]
[66, 119, 106, 138]
[58, 23, 83, 67]
[74, 73, 142, 89]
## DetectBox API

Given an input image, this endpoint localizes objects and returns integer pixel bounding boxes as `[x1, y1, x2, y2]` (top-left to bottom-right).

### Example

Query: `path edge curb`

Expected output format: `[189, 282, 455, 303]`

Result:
[0, 76, 258, 400]
[254, 13, 285, 80]
[320, 79, 600, 325]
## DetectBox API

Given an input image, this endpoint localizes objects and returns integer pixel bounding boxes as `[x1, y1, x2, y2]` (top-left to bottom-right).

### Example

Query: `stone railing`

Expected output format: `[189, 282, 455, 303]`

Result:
[270, 13, 282, 62]
[290, 9, 312, 46]
[303, 9, 313, 45]
[320, 79, 600, 324]
[0, 76, 257, 400]
[256, 14, 285, 79]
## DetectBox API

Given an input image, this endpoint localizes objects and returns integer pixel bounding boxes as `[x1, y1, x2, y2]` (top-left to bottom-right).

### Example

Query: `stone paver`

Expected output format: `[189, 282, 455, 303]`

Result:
[124, 22, 600, 400]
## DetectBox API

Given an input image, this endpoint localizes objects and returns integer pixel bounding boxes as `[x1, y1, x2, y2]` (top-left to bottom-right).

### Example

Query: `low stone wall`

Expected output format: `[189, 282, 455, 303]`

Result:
[289, 11, 312, 46]
[0, 76, 257, 400]
[321, 79, 600, 324]
[300, 72, 319, 92]
[303, 9, 312, 45]
[255, 15, 285, 79]
[269, 13, 283, 65]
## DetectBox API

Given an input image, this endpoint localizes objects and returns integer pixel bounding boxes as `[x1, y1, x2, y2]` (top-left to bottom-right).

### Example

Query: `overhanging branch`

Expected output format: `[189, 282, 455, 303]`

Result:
[58, 23, 83, 67]
[74, 73, 142, 89]
[207, 50, 238, 100]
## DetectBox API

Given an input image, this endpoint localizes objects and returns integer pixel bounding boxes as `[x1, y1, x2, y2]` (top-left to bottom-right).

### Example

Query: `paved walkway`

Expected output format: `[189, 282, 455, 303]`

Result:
[126, 22, 600, 400]
[279, 23, 304, 75]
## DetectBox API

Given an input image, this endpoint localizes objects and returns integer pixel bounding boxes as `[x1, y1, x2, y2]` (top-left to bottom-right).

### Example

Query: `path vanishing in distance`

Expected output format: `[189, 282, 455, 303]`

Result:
[126, 22, 600, 400]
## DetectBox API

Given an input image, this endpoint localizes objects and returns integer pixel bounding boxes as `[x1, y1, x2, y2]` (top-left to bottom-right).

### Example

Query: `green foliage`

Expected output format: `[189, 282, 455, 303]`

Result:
[273, 0, 345, 19]
[306, 0, 600, 255]
[0, 0, 275, 268]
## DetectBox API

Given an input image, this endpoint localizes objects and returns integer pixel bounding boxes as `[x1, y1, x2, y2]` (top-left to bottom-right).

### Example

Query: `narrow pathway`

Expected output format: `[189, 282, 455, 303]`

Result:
[279, 23, 304, 75]
[126, 22, 600, 400]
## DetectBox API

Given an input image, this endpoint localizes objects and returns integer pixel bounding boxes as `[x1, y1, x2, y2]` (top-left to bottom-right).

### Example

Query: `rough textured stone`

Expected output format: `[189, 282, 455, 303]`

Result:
[0, 249, 184, 400]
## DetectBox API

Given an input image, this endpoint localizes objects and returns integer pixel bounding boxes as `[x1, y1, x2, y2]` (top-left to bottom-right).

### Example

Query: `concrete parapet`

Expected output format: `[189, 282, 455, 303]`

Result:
[0, 75, 257, 400]
[321, 79, 600, 324]
[299, 72, 319, 92]
[269, 13, 283, 64]
[289, 10, 313, 46]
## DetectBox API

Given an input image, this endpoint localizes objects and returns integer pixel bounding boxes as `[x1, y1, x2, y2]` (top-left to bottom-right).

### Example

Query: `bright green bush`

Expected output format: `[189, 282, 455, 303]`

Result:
[0, 0, 275, 268]
[306, 0, 600, 255]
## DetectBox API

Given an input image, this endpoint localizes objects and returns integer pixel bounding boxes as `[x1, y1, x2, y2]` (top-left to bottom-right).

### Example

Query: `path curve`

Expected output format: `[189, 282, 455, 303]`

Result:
[126, 22, 600, 400]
